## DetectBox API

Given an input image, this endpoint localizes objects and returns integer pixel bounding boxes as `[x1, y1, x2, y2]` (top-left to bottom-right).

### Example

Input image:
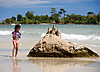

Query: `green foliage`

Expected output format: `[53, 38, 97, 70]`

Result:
[1, 9, 100, 25]
[59, 8, 66, 17]
[26, 11, 34, 20]
[5, 18, 11, 24]
[1, 21, 5, 24]
[17, 14, 23, 22]
[23, 19, 30, 24]
[59, 8, 66, 24]
[11, 16, 16, 23]
[51, 8, 57, 15]
[87, 12, 94, 15]
[35, 15, 41, 20]
[50, 8, 61, 23]
[23, 17, 27, 20]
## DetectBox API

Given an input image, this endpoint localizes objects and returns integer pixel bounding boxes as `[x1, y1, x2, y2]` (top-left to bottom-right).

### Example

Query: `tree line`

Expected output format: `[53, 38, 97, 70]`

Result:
[0, 8, 100, 25]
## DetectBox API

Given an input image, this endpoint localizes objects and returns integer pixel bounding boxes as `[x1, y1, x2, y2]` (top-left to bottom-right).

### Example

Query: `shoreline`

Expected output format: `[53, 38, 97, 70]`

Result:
[0, 53, 100, 72]
[0, 23, 100, 25]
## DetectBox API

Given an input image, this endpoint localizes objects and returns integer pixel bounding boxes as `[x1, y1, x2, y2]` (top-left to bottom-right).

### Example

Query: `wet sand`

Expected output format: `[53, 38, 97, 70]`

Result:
[0, 50, 100, 72]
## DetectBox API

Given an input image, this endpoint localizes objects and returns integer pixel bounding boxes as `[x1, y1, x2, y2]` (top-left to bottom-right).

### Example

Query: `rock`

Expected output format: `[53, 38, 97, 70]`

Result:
[27, 25, 99, 57]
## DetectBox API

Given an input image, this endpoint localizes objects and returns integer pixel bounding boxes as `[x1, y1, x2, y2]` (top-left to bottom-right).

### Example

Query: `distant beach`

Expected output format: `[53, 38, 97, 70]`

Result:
[0, 23, 100, 26]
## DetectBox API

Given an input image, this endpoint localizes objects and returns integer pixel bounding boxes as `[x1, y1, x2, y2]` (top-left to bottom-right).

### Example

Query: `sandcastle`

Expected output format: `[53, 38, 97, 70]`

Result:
[27, 25, 99, 57]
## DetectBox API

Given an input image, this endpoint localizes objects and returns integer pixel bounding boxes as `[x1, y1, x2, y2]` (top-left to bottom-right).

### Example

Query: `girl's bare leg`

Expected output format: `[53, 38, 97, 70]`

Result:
[12, 42, 16, 57]
[15, 42, 19, 57]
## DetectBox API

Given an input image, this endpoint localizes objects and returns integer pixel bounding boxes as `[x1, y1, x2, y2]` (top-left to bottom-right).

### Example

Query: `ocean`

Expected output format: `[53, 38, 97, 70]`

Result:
[0, 24, 100, 55]
[0, 24, 100, 72]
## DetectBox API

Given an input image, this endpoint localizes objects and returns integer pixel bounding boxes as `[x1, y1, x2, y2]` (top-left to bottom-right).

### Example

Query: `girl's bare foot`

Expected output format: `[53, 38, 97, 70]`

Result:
[12, 55, 14, 57]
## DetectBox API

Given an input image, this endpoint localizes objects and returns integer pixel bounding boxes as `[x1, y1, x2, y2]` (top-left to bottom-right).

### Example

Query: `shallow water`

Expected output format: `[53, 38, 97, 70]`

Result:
[0, 53, 100, 72]
[0, 24, 100, 72]
[0, 24, 100, 54]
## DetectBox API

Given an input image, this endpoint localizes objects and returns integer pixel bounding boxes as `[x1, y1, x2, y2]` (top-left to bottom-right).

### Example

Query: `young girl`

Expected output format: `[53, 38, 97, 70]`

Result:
[12, 25, 21, 57]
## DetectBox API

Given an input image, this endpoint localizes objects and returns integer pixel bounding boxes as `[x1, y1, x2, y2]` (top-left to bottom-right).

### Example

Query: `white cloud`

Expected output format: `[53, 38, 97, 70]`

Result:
[18, 5, 63, 8]
[42, 0, 95, 3]
[0, 0, 51, 7]
[65, 0, 94, 3]
[0, 0, 95, 7]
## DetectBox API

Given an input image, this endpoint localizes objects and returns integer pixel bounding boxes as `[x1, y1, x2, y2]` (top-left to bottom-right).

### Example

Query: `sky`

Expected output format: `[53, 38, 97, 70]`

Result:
[0, 0, 99, 22]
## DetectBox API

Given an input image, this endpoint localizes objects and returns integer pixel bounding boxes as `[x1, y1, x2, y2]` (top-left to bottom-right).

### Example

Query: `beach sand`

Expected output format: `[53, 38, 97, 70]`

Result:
[0, 49, 100, 72]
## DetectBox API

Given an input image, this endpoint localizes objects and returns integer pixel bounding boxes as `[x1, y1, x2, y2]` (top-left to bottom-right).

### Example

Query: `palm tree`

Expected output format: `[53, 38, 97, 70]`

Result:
[59, 8, 66, 17]
[59, 8, 66, 24]
[51, 8, 57, 15]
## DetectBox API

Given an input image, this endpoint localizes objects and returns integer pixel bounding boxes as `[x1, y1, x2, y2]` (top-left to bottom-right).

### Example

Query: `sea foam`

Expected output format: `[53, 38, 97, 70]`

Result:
[0, 31, 25, 36]
[41, 33, 100, 41]
[0, 31, 12, 35]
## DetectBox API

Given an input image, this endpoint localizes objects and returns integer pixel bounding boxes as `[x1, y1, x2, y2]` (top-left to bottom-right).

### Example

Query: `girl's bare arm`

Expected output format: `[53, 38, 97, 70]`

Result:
[18, 32, 21, 38]
[12, 32, 16, 39]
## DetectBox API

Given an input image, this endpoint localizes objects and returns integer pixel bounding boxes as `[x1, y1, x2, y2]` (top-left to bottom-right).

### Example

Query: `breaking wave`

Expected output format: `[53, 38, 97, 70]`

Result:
[0, 31, 24, 35]
[0, 31, 12, 35]
[41, 33, 100, 41]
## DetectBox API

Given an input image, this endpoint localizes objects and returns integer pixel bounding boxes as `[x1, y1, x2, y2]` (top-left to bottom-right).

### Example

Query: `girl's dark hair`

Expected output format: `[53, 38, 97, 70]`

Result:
[14, 25, 21, 29]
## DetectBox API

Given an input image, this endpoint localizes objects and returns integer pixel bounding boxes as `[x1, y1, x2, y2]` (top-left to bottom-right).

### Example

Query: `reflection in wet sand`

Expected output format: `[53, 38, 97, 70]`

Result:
[28, 58, 97, 72]
[12, 58, 21, 72]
